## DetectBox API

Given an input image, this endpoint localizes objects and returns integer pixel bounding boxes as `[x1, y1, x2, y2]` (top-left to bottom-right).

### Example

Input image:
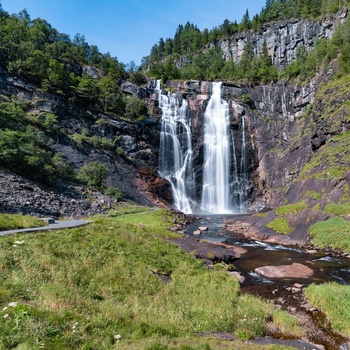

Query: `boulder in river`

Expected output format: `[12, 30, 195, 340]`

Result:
[255, 263, 313, 279]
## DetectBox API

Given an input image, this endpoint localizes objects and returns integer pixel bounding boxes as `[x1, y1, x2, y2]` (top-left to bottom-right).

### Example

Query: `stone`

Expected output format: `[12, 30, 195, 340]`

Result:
[301, 303, 318, 312]
[210, 241, 248, 257]
[255, 263, 313, 279]
[229, 271, 245, 284]
[170, 236, 242, 263]
[199, 226, 208, 231]
[193, 230, 201, 235]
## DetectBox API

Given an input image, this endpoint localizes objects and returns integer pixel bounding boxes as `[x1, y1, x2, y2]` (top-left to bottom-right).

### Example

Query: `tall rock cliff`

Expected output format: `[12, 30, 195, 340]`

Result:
[158, 70, 350, 242]
[212, 9, 347, 69]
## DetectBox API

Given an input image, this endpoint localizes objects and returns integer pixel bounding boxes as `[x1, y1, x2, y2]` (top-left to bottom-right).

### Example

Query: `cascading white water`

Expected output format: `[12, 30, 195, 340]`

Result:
[239, 116, 249, 211]
[158, 83, 195, 214]
[201, 82, 232, 214]
[231, 116, 249, 212]
[157, 80, 250, 215]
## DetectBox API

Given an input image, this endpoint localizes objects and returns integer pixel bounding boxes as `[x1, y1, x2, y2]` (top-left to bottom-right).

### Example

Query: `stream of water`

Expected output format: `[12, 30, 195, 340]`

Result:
[187, 215, 350, 350]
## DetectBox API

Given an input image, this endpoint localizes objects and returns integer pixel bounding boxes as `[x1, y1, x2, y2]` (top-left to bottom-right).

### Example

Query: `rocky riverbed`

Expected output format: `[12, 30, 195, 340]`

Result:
[171, 214, 350, 350]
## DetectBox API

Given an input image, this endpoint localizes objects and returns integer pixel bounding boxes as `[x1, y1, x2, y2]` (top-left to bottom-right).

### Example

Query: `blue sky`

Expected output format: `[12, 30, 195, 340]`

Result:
[1, 0, 266, 65]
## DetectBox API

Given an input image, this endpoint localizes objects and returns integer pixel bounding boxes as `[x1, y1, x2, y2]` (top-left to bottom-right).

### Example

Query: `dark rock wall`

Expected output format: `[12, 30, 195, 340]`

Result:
[0, 70, 169, 212]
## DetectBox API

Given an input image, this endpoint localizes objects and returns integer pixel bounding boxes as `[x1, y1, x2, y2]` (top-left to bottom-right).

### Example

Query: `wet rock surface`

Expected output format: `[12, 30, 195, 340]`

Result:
[248, 336, 325, 350]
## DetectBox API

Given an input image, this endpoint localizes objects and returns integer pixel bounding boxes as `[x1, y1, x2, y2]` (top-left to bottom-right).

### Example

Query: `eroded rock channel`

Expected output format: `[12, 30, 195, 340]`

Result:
[172, 215, 350, 350]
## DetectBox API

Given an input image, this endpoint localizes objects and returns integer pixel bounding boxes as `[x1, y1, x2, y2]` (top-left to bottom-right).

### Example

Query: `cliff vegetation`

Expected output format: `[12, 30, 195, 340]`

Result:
[0, 4, 160, 212]
[142, 0, 350, 83]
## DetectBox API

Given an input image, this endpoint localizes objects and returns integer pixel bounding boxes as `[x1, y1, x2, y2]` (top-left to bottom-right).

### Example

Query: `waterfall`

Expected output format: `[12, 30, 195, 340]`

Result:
[157, 80, 250, 215]
[239, 116, 249, 211]
[158, 83, 195, 214]
[201, 82, 232, 214]
[231, 116, 249, 212]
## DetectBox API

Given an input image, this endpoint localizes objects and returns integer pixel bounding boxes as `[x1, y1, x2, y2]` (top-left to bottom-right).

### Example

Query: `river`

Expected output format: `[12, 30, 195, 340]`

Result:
[186, 215, 350, 350]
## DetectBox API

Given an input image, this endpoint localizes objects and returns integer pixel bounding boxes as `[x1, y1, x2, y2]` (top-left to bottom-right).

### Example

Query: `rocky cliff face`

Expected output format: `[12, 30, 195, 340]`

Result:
[0, 69, 171, 216]
[211, 9, 348, 70]
[161, 78, 318, 205]
[159, 72, 350, 242]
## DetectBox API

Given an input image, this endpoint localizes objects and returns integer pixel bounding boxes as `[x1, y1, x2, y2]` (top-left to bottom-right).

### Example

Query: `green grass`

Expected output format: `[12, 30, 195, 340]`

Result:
[275, 201, 308, 216]
[107, 203, 154, 216]
[254, 212, 269, 218]
[299, 131, 350, 182]
[271, 308, 304, 338]
[305, 282, 350, 336]
[121, 337, 297, 350]
[0, 206, 304, 349]
[309, 217, 350, 252]
[0, 214, 45, 231]
[324, 203, 350, 217]
[266, 218, 294, 235]
[304, 190, 321, 201]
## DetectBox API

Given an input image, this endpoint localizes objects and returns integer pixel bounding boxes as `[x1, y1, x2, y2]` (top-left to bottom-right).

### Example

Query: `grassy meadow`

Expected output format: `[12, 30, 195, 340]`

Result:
[305, 282, 350, 337]
[0, 205, 303, 349]
[0, 214, 45, 231]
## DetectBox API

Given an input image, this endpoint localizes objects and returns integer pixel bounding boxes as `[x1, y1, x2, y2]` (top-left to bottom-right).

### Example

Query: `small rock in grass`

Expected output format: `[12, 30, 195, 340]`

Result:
[8, 302, 18, 308]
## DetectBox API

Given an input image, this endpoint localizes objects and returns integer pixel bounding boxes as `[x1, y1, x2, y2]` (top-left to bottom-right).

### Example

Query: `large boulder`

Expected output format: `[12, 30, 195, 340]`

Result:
[255, 263, 313, 279]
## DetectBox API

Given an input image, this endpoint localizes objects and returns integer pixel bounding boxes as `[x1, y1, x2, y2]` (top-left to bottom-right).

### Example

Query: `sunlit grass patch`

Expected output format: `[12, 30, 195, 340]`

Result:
[299, 131, 350, 182]
[305, 282, 350, 336]
[107, 203, 153, 216]
[266, 218, 294, 235]
[275, 201, 308, 216]
[324, 203, 350, 217]
[0, 214, 45, 231]
[309, 217, 350, 252]
[271, 308, 304, 338]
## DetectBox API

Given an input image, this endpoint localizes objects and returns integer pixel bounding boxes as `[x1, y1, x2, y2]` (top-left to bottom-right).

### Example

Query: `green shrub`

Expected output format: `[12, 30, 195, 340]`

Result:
[104, 186, 124, 200]
[76, 162, 108, 188]
[266, 218, 293, 235]
[125, 95, 147, 121]
[324, 203, 350, 216]
[275, 201, 308, 216]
